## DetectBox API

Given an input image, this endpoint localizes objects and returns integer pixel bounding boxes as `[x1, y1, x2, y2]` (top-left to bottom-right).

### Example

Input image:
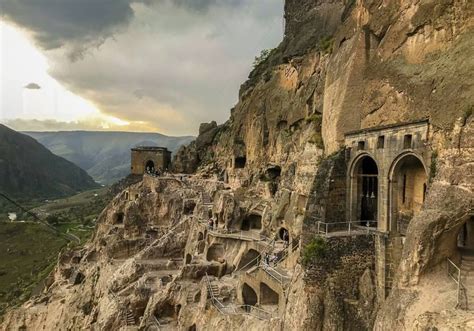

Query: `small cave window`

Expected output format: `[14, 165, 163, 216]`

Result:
[266, 166, 281, 180]
[358, 141, 366, 150]
[188, 324, 197, 331]
[241, 214, 262, 231]
[279, 228, 290, 243]
[125, 191, 129, 200]
[403, 134, 413, 149]
[114, 212, 124, 224]
[183, 200, 196, 215]
[235, 156, 247, 169]
[377, 136, 385, 149]
[277, 120, 288, 130]
[198, 232, 204, 241]
[185, 254, 192, 264]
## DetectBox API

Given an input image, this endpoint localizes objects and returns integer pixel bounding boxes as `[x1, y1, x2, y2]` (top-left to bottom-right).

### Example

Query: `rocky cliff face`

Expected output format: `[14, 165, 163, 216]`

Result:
[2, 1, 473, 330]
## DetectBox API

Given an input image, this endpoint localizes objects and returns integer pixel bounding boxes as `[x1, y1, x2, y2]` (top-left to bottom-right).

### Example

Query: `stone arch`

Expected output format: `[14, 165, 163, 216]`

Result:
[145, 160, 155, 173]
[457, 215, 474, 255]
[237, 249, 260, 270]
[278, 227, 290, 242]
[349, 154, 379, 227]
[388, 153, 428, 233]
[260, 282, 279, 305]
[242, 283, 257, 306]
[206, 243, 224, 262]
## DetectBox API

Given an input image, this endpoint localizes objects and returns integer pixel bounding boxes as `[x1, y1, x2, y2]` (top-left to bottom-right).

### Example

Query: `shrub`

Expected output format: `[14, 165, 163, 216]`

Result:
[309, 133, 324, 149]
[302, 236, 328, 266]
[319, 35, 333, 54]
[253, 48, 273, 68]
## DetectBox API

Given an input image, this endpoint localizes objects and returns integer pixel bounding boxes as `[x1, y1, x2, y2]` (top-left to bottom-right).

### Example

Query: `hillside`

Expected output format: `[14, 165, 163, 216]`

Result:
[25, 131, 194, 184]
[0, 124, 98, 200]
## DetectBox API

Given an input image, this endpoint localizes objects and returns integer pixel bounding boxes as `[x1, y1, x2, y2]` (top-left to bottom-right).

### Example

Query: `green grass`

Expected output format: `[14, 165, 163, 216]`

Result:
[0, 187, 110, 315]
[0, 222, 67, 315]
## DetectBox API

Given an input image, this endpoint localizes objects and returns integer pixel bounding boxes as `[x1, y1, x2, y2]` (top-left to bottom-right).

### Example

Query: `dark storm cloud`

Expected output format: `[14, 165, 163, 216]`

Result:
[0, 0, 136, 57]
[24, 82, 41, 89]
[2, 0, 284, 134]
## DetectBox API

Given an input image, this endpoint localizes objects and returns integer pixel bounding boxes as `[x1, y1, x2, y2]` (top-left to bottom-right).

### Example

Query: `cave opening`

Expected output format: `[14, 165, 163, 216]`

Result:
[241, 214, 262, 231]
[260, 282, 279, 305]
[206, 243, 224, 262]
[389, 154, 427, 234]
[235, 156, 247, 169]
[242, 283, 257, 306]
[237, 249, 260, 270]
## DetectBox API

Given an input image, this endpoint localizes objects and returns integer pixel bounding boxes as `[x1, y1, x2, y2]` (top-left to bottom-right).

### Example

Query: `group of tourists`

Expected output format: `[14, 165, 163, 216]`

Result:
[208, 217, 217, 231]
[262, 252, 279, 266]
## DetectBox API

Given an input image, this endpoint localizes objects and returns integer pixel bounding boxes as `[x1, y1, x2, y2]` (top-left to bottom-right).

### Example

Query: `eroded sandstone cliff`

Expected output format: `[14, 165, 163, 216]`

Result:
[2, 0, 473, 330]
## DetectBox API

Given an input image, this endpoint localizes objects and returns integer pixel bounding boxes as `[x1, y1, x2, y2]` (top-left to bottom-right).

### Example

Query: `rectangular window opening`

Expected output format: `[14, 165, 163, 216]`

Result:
[403, 134, 413, 149]
[358, 141, 365, 151]
[377, 136, 385, 149]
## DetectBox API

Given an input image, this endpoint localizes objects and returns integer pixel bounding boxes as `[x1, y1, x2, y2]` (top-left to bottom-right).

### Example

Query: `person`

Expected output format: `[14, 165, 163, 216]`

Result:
[283, 230, 289, 247]
[271, 254, 278, 266]
[263, 253, 269, 266]
[208, 218, 213, 231]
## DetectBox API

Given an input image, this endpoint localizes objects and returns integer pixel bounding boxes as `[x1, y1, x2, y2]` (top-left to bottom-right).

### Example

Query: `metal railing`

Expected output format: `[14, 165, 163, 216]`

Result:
[235, 305, 274, 320]
[205, 274, 275, 319]
[316, 220, 378, 236]
[137, 216, 190, 258]
[151, 315, 161, 330]
[261, 263, 290, 286]
[447, 258, 467, 309]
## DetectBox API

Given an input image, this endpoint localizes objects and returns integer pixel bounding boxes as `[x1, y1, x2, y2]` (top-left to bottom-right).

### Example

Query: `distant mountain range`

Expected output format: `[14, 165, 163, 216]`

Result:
[0, 124, 98, 200]
[25, 131, 194, 184]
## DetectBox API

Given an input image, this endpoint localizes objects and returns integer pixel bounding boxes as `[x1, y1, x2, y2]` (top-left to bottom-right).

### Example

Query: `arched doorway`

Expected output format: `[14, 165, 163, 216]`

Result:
[457, 216, 474, 254]
[389, 154, 427, 234]
[260, 282, 279, 305]
[145, 160, 155, 173]
[242, 283, 257, 306]
[279, 228, 289, 243]
[237, 249, 260, 270]
[350, 155, 379, 227]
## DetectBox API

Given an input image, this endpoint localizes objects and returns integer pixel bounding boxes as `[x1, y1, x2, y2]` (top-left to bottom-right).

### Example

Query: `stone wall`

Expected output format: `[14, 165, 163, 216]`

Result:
[131, 147, 171, 174]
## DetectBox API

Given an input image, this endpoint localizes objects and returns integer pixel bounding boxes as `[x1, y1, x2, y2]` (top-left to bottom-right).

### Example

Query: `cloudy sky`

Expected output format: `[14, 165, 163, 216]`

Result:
[0, 0, 284, 135]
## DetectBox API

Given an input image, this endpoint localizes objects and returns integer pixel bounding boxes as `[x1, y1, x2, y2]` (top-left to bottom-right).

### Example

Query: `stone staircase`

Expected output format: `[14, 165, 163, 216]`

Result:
[187, 292, 195, 303]
[208, 282, 220, 299]
[460, 254, 474, 310]
[125, 309, 136, 326]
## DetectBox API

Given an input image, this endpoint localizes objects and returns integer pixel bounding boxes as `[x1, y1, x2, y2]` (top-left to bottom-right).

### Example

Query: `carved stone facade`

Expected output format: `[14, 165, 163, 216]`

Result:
[130, 146, 172, 175]
[344, 120, 430, 233]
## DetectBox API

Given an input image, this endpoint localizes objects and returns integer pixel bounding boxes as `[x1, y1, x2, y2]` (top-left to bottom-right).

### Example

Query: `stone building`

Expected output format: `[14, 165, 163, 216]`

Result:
[130, 146, 172, 175]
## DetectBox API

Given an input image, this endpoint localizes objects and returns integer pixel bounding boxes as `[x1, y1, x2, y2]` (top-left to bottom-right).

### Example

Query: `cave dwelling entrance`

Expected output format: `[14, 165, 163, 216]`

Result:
[351, 155, 379, 228]
[389, 154, 427, 234]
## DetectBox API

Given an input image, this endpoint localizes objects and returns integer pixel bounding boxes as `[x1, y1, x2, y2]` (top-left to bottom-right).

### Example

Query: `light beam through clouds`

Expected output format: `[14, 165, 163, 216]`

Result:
[0, 1, 284, 134]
